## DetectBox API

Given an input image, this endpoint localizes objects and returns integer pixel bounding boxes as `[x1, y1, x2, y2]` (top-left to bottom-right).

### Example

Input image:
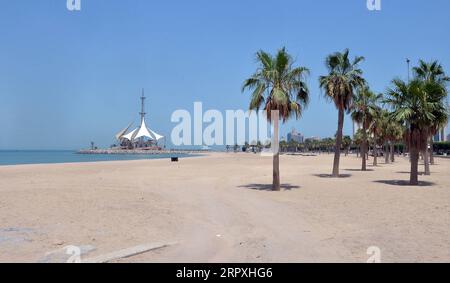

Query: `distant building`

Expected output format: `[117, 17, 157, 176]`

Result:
[287, 129, 304, 143]
[433, 133, 440, 142]
[308, 136, 322, 142]
[434, 129, 447, 142]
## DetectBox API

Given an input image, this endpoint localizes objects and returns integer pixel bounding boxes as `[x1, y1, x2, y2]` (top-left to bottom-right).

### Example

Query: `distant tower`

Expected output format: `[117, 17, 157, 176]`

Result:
[140, 88, 146, 123]
[117, 89, 164, 147]
[406, 58, 411, 83]
[138, 89, 146, 146]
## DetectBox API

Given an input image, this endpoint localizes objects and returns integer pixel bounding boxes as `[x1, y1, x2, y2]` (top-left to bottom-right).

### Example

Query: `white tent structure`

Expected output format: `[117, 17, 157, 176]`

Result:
[115, 122, 133, 141]
[122, 118, 164, 143]
[117, 90, 164, 146]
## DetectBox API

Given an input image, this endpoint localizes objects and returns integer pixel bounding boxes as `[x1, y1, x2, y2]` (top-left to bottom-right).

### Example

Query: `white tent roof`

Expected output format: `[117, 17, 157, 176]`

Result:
[134, 119, 153, 140]
[149, 128, 164, 141]
[121, 119, 164, 142]
[115, 123, 133, 141]
[122, 128, 138, 141]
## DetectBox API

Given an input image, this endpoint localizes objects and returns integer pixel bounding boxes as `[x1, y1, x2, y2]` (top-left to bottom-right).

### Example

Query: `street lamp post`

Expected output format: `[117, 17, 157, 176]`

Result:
[406, 58, 411, 83]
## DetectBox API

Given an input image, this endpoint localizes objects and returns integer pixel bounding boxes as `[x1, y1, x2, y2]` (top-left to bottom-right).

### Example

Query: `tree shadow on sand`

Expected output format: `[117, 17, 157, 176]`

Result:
[238, 183, 300, 191]
[396, 171, 426, 176]
[312, 174, 352, 178]
[373, 180, 435, 187]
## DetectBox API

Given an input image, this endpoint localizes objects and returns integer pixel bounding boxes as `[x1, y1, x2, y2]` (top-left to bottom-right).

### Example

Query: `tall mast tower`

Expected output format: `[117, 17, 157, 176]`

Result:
[140, 88, 146, 123]
[138, 89, 146, 147]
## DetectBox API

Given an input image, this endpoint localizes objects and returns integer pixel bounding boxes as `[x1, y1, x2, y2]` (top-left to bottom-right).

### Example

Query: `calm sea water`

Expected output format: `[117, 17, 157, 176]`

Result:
[0, 150, 190, 166]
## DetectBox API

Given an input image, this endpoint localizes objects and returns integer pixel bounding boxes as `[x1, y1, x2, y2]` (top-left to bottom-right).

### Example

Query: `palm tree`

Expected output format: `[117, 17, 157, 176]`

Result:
[391, 124, 404, 162]
[382, 117, 404, 163]
[413, 60, 449, 84]
[322, 137, 336, 154]
[377, 111, 390, 164]
[423, 85, 448, 175]
[242, 47, 310, 191]
[342, 136, 352, 156]
[351, 87, 381, 170]
[413, 60, 449, 165]
[280, 140, 288, 153]
[385, 79, 446, 185]
[319, 49, 365, 177]
[370, 107, 384, 166]
[353, 129, 364, 158]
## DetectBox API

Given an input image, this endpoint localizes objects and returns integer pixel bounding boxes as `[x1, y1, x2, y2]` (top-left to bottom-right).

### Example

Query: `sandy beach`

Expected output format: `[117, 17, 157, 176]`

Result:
[0, 153, 449, 263]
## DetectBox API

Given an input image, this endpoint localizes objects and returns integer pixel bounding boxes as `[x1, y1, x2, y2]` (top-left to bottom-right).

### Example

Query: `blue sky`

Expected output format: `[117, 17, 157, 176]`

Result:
[0, 0, 449, 149]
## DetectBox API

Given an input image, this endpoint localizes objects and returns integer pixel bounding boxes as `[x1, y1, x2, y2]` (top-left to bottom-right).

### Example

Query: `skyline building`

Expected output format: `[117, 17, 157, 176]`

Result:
[434, 128, 447, 142]
[287, 128, 304, 143]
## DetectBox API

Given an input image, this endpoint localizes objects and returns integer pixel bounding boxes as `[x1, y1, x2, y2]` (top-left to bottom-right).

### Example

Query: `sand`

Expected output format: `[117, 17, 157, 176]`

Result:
[0, 153, 449, 263]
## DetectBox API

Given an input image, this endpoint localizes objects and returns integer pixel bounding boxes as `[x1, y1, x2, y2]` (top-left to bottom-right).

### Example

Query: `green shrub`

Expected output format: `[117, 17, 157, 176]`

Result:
[434, 142, 450, 152]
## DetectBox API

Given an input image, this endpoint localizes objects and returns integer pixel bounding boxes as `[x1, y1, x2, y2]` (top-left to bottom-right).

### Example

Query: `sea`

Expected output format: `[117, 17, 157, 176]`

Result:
[0, 150, 191, 166]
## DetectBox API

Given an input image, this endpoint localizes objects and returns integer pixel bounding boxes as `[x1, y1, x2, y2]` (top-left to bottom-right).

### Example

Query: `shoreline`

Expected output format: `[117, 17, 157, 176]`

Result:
[0, 151, 207, 168]
[77, 149, 214, 155]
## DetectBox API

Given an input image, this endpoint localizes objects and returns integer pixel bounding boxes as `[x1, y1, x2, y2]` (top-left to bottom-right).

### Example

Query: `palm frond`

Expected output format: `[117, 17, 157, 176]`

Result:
[242, 47, 310, 122]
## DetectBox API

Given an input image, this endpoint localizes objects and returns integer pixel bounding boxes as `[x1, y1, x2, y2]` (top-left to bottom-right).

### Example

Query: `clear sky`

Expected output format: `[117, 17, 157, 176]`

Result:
[0, 0, 449, 149]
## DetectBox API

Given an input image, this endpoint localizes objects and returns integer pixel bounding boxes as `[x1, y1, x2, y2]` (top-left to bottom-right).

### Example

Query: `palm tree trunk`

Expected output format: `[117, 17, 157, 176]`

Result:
[361, 125, 368, 171]
[410, 146, 419, 186]
[367, 144, 370, 160]
[385, 143, 390, 164]
[430, 136, 435, 165]
[361, 142, 367, 171]
[272, 116, 281, 191]
[332, 108, 344, 177]
[373, 139, 378, 166]
[423, 148, 430, 176]
[273, 152, 280, 190]
[390, 142, 395, 163]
